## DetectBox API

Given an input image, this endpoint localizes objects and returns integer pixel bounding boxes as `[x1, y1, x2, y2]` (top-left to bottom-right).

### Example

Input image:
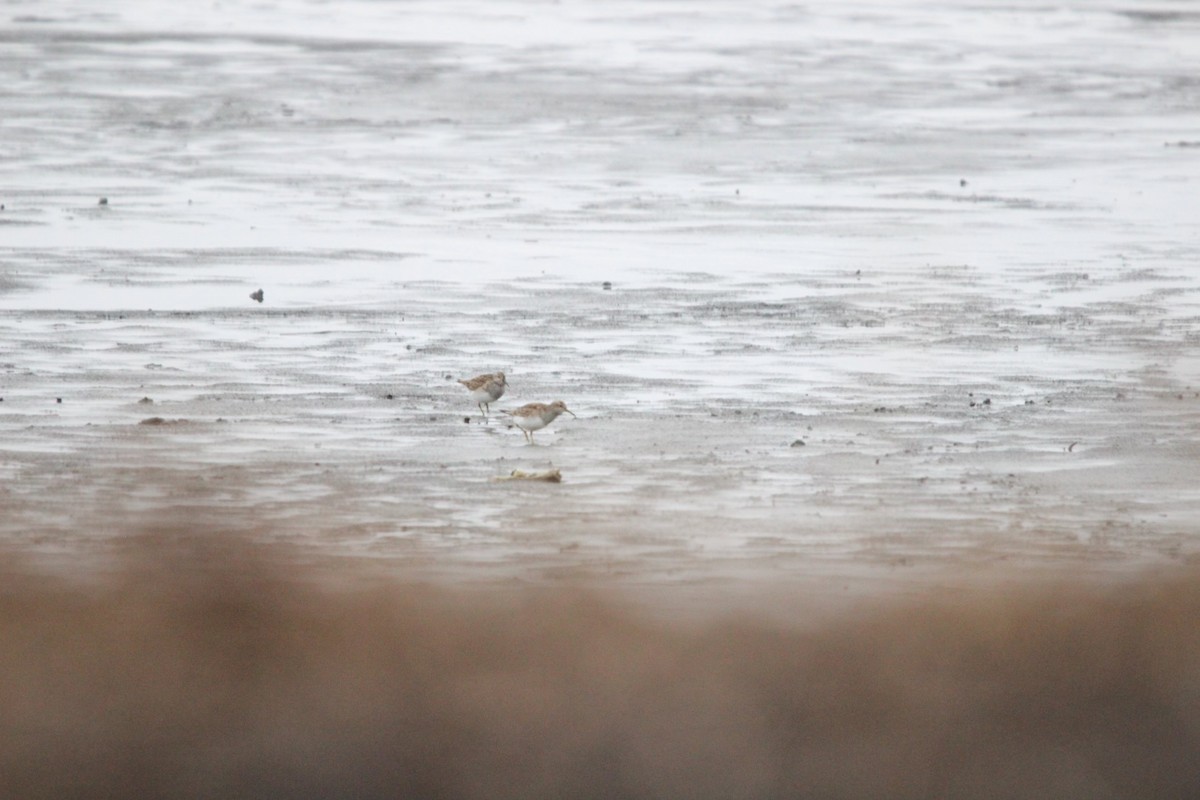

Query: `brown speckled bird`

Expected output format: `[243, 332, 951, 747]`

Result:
[506, 400, 576, 443]
[458, 371, 507, 418]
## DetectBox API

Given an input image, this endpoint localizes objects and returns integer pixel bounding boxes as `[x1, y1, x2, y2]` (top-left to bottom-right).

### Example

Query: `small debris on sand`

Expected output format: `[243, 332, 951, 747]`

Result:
[138, 397, 154, 404]
[790, 439, 806, 447]
[602, 281, 613, 290]
[139, 417, 186, 426]
[250, 289, 264, 303]
[492, 469, 562, 483]
[98, 197, 108, 206]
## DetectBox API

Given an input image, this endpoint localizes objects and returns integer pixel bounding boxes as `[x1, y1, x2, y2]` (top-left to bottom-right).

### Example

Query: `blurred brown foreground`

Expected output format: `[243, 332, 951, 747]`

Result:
[2, 530, 1198, 799]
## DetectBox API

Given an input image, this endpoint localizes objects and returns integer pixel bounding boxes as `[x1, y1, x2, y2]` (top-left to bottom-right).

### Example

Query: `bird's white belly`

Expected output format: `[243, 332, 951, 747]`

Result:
[470, 387, 498, 404]
[514, 415, 548, 432]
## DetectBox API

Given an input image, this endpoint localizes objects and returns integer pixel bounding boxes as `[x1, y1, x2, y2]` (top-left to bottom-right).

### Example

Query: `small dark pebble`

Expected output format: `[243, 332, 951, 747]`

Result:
[1025, 399, 1035, 405]
[969, 401, 976, 407]
[463, 417, 471, 424]
[602, 281, 613, 290]
[250, 289, 264, 303]
[98, 197, 108, 205]
[385, 393, 394, 400]
[959, 179, 967, 187]
[138, 397, 153, 404]
[139, 417, 167, 425]
[56, 397, 62, 404]
[790, 439, 806, 447]
[982, 398, 991, 405]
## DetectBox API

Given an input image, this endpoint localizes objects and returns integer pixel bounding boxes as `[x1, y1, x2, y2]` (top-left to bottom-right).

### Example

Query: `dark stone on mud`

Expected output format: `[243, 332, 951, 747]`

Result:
[602, 281, 613, 290]
[98, 197, 108, 205]
[250, 289, 264, 303]
[790, 439, 806, 447]
[56, 397, 62, 403]
[139, 397, 153, 404]
[464, 417, 471, 424]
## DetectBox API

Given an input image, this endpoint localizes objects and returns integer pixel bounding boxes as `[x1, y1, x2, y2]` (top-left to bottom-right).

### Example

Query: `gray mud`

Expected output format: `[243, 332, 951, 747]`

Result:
[2, 1, 1200, 598]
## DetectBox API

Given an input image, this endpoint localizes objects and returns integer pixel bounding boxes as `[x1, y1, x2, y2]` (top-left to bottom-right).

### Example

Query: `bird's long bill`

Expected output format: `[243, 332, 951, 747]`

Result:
[565, 409, 577, 417]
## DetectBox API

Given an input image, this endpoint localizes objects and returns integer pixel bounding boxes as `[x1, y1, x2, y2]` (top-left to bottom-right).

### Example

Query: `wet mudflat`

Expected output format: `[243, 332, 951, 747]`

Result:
[2, 0, 1200, 597]
[5, 5, 1200, 797]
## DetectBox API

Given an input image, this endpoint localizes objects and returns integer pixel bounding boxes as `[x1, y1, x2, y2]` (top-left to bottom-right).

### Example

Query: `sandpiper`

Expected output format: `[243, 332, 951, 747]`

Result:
[506, 400, 576, 443]
[459, 371, 507, 418]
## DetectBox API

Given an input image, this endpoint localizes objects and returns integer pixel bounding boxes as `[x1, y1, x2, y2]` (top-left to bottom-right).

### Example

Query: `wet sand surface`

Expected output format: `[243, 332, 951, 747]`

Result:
[3, 0, 1200, 600]
[5, 5, 1200, 796]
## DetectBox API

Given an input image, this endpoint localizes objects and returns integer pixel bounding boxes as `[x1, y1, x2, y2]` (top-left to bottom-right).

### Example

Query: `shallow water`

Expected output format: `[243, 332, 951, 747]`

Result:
[2, 0, 1199, 589]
